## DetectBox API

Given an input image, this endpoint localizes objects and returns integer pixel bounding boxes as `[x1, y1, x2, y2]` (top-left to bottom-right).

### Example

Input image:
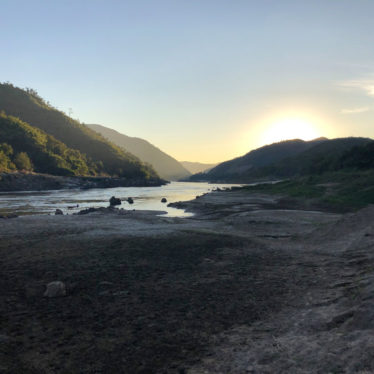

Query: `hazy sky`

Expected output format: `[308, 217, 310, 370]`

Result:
[2, 0, 374, 163]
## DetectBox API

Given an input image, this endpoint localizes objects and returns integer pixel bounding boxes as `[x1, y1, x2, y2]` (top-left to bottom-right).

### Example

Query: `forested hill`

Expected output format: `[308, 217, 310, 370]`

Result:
[0, 113, 96, 175]
[88, 124, 191, 181]
[189, 137, 373, 182]
[0, 83, 158, 179]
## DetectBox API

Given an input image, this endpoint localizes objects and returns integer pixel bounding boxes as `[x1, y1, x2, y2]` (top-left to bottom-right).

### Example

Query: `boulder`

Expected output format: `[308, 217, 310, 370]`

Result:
[109, 196, 121, 206]
[55, 209, 63, 215]
[161, 198, 167, 203]
[127, 197, 134, 204]
[44, 281, 66, 298]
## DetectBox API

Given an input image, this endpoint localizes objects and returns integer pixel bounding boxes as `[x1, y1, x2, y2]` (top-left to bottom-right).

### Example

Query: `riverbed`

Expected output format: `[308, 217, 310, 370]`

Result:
[0, 181, 240, 217]
[2, 189, 374, 373]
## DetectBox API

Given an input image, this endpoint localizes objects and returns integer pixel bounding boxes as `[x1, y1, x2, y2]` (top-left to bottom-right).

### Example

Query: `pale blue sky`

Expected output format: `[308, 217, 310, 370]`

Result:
[1, 0, 374, 162]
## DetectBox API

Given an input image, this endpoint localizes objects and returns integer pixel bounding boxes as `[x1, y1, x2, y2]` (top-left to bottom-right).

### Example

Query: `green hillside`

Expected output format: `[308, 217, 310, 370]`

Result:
[0, 83, 157, 179]
[0, 113, 97, 175]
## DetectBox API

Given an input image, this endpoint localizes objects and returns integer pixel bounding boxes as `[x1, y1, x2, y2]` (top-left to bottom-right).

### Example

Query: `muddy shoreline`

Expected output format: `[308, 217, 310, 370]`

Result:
[1, 190, 374, 373]
[0, 172, 166, 192]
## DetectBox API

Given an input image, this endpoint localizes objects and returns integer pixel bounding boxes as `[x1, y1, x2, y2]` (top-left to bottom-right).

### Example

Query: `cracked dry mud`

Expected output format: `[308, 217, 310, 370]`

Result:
[1, 190, 374, 373]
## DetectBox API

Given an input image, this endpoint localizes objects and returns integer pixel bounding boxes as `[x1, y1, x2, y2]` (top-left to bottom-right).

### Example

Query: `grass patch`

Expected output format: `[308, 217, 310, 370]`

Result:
[244, 179, 325, 199]
[240, 170, 374, 212]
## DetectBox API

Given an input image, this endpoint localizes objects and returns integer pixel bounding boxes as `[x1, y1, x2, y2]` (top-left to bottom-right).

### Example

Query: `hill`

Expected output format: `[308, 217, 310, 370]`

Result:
[88, 124, 190, 180]
[189, 138, 326, 182]
[0, 113, 96, 175]
[260, 137, 373, 177]
[180, 161, 217, 174]
[0, 83, 158, 179]
[189, 137, 372, 183]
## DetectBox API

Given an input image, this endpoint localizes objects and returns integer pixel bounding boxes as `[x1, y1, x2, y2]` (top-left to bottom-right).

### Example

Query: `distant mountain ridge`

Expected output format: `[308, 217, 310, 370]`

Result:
[180, 161, 217, 174]
[88, 124, 191, 181]
[0, 83, 158, 180]
[189, 137, 373, 183]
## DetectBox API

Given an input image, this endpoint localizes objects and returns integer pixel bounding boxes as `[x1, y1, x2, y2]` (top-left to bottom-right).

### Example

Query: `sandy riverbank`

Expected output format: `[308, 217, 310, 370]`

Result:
[1, 190, 374, 373]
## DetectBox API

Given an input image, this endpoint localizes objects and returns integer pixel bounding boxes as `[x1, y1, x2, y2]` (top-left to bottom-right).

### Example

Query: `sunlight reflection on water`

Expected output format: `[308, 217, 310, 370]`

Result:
[0, 181, 241, 217]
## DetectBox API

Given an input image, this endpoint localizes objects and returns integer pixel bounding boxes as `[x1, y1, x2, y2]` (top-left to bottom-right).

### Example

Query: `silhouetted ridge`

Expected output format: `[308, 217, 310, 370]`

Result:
[88, 124, 190, 180]
[189, 137, 373, 183]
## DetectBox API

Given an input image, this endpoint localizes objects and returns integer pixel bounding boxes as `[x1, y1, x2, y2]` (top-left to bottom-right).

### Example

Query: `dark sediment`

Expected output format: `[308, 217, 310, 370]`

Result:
[0, 231, 296, 373]
[1, 191, 374, 373]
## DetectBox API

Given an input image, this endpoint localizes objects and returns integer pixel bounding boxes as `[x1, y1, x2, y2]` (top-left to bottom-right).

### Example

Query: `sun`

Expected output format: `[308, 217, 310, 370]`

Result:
[260, 118, 320, 146]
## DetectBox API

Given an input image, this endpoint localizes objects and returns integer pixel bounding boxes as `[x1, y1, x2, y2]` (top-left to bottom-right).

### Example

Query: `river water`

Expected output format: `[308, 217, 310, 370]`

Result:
[0, 182, 241, 217]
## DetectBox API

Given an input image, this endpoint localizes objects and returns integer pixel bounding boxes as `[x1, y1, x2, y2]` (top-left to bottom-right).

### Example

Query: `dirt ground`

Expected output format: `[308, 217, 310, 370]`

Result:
[1, 190, 374, 373]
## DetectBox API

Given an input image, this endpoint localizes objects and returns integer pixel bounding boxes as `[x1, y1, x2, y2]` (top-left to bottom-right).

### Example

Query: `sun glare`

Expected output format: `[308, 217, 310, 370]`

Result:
[260, 118, 320, 146]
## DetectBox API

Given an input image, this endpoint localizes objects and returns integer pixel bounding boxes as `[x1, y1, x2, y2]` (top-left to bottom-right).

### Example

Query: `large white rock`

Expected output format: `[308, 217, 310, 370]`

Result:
[44, 281, 66, 298]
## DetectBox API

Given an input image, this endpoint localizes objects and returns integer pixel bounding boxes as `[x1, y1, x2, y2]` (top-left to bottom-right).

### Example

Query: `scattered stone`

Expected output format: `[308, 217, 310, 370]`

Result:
[109, 196, 121, 206]
[55, 209, 63, 215]
[161, 198, 167, 203]
[127, 197, 134, 204]
[44, 281, 66, 298]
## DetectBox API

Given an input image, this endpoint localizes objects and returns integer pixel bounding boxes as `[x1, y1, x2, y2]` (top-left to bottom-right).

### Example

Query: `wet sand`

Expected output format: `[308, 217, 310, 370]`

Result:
[1, 190, 374, 373]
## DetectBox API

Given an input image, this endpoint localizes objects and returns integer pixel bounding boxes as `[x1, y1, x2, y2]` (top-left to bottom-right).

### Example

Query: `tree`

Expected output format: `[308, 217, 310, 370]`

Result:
[0, 151, 15, 172]
[13, 152, 33, 171]
[0, 143, 13, 156]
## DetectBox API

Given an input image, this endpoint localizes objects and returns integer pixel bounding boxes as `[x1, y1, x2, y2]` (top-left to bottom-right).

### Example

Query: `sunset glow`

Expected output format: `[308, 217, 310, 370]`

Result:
[1, 1, 374, 163]
[260, 118, 321, 146]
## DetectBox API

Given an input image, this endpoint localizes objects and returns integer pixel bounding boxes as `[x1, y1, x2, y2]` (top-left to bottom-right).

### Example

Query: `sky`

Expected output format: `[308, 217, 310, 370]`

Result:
[1, 0, 374, 163]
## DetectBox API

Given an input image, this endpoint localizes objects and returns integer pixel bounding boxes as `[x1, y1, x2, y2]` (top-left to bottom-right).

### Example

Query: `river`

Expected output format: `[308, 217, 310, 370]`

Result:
[0, 181, 241, 217]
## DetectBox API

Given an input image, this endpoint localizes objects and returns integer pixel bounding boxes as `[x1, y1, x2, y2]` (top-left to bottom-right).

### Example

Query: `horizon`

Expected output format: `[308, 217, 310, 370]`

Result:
[2, 1, 374, 163]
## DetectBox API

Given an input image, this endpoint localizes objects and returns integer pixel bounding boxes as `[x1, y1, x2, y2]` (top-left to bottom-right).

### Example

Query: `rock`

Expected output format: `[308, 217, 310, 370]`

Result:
[77, 207, 98, 215]
[161, 198, 167, 203]
[55, 209, 63, 215]
[109, 196, 121, 206]
[127, 197, 134, 204]
[44, 281, 66, 298]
